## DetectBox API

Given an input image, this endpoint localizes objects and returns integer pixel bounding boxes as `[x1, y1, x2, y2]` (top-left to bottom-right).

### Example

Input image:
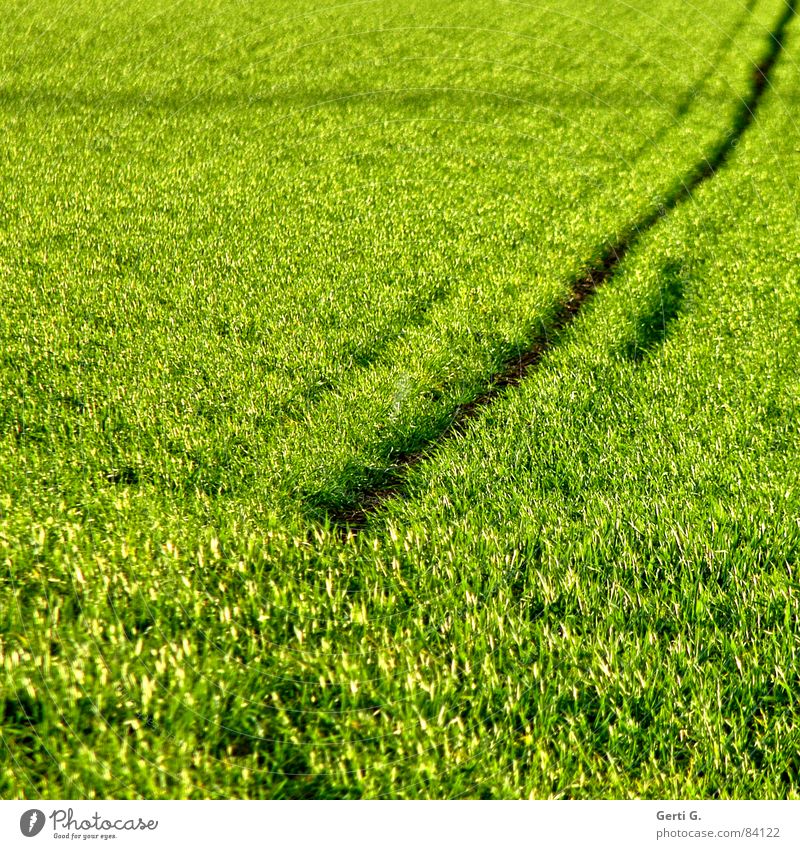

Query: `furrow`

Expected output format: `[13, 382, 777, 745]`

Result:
[330, 0, 797, 531]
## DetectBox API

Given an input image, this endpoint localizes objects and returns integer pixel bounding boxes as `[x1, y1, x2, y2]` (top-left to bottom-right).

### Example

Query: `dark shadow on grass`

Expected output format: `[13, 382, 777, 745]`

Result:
[0, 80, 693, 116]
[1, 694, 45, 747]
[622, 260, 686, 362]
[323, 0, 797, 530]
[630, 0, 759, 160]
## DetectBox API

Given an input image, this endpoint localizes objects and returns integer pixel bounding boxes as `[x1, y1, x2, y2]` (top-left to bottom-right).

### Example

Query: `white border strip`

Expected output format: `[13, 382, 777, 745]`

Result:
[1, 800, 798, 848]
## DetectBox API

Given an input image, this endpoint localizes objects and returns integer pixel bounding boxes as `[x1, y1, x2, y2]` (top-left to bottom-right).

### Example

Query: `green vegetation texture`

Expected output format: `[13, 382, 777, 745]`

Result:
[1, 0, 799, 798]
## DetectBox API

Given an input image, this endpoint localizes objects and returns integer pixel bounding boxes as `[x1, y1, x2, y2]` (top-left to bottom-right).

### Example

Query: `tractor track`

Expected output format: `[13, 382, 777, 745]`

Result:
[329, 0, 797, 532]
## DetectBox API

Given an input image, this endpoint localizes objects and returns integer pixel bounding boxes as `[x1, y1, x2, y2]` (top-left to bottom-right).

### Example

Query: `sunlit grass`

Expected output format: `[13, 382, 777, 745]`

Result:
[1, 0, 798, 799]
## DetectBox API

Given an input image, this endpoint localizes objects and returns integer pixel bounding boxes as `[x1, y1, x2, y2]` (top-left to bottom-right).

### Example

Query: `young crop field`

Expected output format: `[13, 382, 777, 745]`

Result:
[1, 0, 799, 799]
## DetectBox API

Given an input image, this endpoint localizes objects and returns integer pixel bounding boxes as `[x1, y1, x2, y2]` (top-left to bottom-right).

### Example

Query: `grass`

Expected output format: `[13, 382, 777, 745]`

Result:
[1, 0, 799, 798]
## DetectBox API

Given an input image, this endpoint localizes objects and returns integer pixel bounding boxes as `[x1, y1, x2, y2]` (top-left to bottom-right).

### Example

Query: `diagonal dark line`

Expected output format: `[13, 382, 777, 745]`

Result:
[630, 0, 760, 162]
[329, 0, 797, 531]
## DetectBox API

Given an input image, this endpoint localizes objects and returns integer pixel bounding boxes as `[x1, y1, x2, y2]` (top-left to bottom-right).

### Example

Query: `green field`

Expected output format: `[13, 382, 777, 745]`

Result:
[2, 0, 799, 798]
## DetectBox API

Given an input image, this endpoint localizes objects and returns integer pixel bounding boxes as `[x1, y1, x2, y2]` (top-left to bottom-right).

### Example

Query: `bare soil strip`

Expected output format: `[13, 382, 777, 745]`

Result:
[330, 1, 797, 531]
